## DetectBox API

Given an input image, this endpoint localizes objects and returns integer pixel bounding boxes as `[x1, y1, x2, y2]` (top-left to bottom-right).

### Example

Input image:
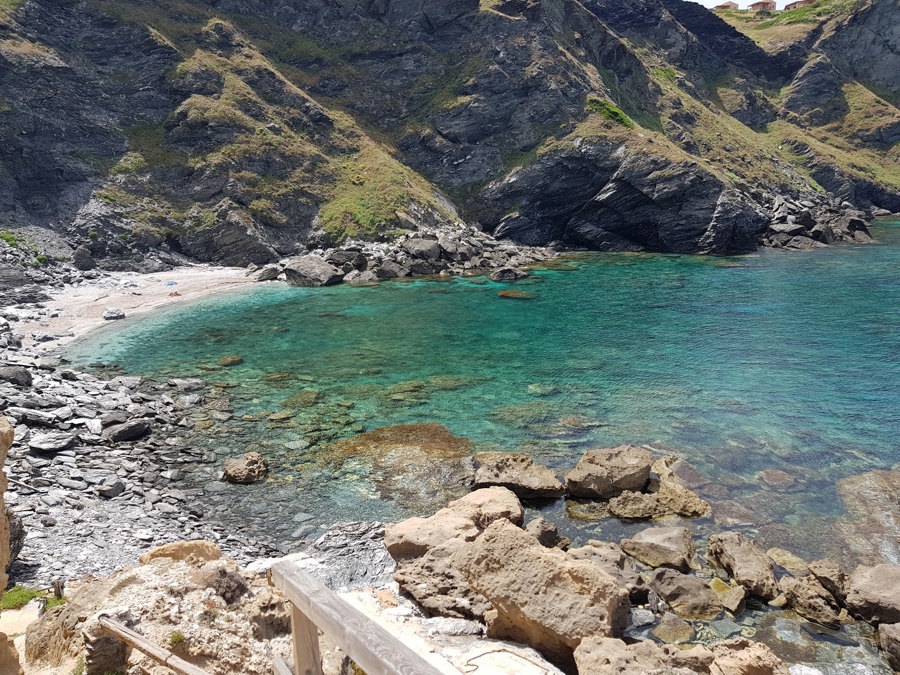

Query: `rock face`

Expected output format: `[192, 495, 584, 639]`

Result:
[454, 519, 630, 670]
[621, 526, 696, 572]
[845, 564, 900, 623]
[472, 452, 564, 499]
[222, 452, 269, 484]
[707, 532, 778, 600]
[283, 255, 344, 287]
[0, 418, 13, 590]
[564, 445, 652, 498]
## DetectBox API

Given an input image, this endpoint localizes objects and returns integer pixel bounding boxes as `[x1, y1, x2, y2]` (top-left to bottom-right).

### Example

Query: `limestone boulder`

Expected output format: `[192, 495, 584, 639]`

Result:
[283, 255, 344, 286]
[779, 575, 841, 627]
[568, 540, 647, 602]
[454, 519, 630, 670]
[473, 452, 564, 499]
[385, 486, 523, 560]
[652, 611, 694, 643]
[652, 456, 711, 517]
[650, 568, 723, 620]
[845, 563, 900, 623]
[393, 544, 492, 620]
[223, 452, 269, 484]
[564, 445, 652, 498]
[574, 637, 718, 675]
[808, 559, 846, 603]
[621, 526, 696, 572]
[707, 531, 778, 600]
[608, 490, 658, 519]
[879, 622, 900, 671]
[139, 540, 222, 565]
[707, 638, 789, 675]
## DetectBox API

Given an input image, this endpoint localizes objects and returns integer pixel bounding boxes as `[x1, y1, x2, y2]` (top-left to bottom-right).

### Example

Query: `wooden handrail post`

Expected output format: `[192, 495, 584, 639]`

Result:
[290, 605, 323, 675]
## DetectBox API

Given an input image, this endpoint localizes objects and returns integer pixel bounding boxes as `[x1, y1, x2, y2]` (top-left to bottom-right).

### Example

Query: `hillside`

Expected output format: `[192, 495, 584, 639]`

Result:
[0, 0, 897, 269]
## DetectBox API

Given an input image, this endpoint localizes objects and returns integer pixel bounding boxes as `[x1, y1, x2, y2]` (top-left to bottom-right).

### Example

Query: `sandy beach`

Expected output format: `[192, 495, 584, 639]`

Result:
[14, 265, 265, 353]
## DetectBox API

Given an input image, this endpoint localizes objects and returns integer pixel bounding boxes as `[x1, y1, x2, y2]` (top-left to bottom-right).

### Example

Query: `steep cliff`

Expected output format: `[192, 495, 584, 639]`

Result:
[0, 0, 896, 265]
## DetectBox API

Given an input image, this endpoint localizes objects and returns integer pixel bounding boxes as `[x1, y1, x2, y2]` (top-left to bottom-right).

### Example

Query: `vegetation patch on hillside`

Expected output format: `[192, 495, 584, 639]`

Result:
[586, 97, 635, 129]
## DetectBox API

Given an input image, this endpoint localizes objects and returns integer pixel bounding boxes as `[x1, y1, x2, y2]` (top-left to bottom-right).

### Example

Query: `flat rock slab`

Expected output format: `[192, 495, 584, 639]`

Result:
[28, 432, 76, 454]
[621, 526, 696, 572]
[473, 452, 564, 499]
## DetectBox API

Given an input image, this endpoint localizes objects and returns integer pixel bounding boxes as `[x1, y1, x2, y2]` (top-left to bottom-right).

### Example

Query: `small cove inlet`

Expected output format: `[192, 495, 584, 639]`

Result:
[66, 221, 900, 563]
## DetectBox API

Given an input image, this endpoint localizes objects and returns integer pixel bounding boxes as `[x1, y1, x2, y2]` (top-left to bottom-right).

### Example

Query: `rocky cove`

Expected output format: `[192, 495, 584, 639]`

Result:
[0, 220, 898, 673]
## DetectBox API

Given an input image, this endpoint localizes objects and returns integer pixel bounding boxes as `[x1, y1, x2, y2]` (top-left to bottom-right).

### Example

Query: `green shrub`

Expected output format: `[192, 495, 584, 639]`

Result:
[45, 595, 66, 610]
[169, 630, 186, 646]
[586, 97, 635, 128]
[1, 585, 43, 610]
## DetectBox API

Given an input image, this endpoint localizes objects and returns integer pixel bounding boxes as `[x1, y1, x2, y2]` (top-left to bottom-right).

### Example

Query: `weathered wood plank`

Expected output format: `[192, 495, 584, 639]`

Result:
[271, 562, 451, 675]
[273, 656, 295, 675]
[97, 617, 210, 675]
[291, 605, 323, 675]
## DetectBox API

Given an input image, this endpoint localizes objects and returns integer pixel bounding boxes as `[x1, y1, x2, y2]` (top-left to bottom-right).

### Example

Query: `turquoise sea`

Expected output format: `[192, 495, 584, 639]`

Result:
[68, 222, 900, 559]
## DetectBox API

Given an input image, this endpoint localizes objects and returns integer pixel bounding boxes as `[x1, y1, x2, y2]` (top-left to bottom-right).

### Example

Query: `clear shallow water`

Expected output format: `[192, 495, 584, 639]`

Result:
[69, 222, 900, 558]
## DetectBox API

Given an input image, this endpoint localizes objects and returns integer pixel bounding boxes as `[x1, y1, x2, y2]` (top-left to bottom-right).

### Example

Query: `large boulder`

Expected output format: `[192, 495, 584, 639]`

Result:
[385, 486, 523, 560]
[651, 456, 711, 517]
[564, 445, 652, 498]
[779, 575, 841, 627]
[386, 487, 523, 620]
[454, 519, 630, 670]
[473, 452, 564, 499]
[621, 526, 696, 572]
[0, 366, 32, 387]
[649, 569, 723, 620]
[568, 540, 647, 602]
[283, 255, 344, 287]
[707, 532, 778, 600]
[845, 564, 900, 623]
[223, 452, 269, 484]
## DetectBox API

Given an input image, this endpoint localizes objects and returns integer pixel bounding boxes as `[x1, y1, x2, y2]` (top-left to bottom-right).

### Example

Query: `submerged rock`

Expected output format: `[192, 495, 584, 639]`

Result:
[222, 452, 269, 484]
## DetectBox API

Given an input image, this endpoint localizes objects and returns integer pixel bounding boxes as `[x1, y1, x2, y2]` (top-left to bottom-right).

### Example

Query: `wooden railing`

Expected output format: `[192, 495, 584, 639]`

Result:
[270, 561, 454, 675]
[94, 617, 210, 675]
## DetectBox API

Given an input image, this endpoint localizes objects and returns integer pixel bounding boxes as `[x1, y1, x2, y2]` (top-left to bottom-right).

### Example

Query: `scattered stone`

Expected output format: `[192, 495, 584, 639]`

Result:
[473, 452, 564, 499]
[564, 445, 652, 499]
[0, 366, 32, 387]
[102, 307, 125, 320]
[103, 420, 150, 442]
[27, 432, 76, 454]
[222, 452, 269, 484]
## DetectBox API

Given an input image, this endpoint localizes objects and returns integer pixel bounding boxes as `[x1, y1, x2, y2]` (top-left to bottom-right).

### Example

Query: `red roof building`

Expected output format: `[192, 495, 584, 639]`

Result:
[785, 0, 815, 9]
[749, 0, 776, 10]
[714, 1, 739, 8]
